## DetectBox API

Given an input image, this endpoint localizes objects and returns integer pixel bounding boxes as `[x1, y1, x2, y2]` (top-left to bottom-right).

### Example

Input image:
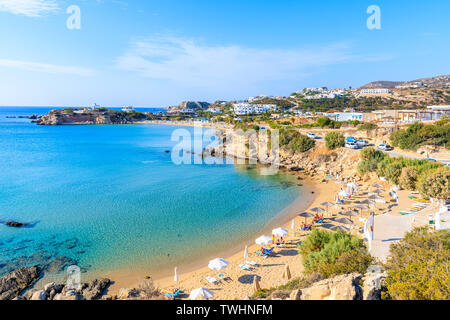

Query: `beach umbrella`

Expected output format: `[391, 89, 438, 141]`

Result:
[334, 217, 354, 225]
[373, 184, 383, 188]
[354, 204, 369, 210]
[272, 227, 289, 237]
[299, 212, 315, 224]
[253, 276, 261, 292]
[318, 223, 335, 230]
[208, 258, 229, 271]
[244, 246, 249, 260]
[255, 235, 272, 246]
[321, 201, 334, 208]
[339, 190, 350, 198]
[310, 207, 326, 214]
[190, 288, 214, 300]
[372, 189, 384, 194]
[339, 211, 359, 222]
[330, 225, 350, 232]
[359, 199, 371, 205]
[283, 265, 292, 281]
[291, 219, 296, 232]
[174, 267, 179, 283]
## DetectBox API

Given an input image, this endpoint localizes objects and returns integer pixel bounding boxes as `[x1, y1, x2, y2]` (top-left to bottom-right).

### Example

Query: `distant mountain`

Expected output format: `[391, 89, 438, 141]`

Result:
[360, 81, 403, 89]
[360, 74, 450, 89]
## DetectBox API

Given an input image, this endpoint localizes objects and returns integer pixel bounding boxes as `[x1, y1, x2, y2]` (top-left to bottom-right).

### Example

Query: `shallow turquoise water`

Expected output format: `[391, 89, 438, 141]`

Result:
[0, 108, 301, 279]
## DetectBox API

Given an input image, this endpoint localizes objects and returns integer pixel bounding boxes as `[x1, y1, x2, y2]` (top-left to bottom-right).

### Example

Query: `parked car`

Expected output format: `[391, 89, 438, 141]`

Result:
[346, 136, 357, 144]
[357, 140, 369, 147]
[378, 144, 393, 151]
[345, 142, 361, 149]
[425, 158, 437, 162]
[307, 133, 320, 139]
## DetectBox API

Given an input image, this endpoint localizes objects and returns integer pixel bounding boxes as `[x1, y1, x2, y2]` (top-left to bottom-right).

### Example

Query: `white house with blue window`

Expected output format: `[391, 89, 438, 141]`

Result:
[327, 112, 364, 122]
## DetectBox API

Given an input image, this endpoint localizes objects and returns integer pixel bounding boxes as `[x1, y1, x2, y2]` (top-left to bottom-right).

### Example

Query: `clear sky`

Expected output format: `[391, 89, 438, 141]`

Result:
[0, 0, 449, 107]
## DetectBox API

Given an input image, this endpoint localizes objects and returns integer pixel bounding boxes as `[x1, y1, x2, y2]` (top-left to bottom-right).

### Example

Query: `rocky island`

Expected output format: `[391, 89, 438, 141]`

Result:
[37, 108, 152, 125]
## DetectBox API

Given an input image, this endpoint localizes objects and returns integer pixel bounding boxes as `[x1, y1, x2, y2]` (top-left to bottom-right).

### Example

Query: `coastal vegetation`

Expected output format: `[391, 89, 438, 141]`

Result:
[358, 123, 378, 131]
[384, 227, 450, 300]
[357, 148, 447, 198]
[325, 132, 345, 150]
[279, 130, 316, 153]
[298, 229, 373, 279]
[390, 118, 450, 151]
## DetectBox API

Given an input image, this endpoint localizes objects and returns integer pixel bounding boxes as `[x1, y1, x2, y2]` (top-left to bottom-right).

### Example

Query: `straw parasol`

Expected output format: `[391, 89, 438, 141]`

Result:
[253, 276, 261, 292]
[339, 210, 359, 222]
[244, 246, 249, 260]
[283, 265, 292, 281]
[373, 184, 383, 188]
[299, 212, 315, 224]
[310, 207, 326, 214]
[190, 288, 214, 300]
[330, 225, 350, 232]
[334, 217, 354, 225]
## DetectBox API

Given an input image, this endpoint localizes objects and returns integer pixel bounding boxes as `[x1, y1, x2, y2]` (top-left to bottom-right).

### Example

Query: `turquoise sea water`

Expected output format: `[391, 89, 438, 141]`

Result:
[0, 107, 302, 280]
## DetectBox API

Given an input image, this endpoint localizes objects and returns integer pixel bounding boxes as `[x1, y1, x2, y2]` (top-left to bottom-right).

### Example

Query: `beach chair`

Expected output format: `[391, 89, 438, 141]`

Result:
[206, 276, 220, 285]
[164, 289, 182, 300]
[246, 260, 258, 267]
[219, 273, 232, 282]
[300, 224, 313, 231]
[239, 264, 254, 271]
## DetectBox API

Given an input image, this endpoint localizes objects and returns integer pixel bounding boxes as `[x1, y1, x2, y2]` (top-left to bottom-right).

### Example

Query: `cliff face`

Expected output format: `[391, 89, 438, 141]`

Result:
[37, 109, 148, 125]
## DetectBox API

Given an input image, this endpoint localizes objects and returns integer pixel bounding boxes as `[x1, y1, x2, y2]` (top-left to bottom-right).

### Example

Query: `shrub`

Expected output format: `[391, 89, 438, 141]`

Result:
[298, 229, 373, 279]
[325, 132, 345, 150]
[280, 130, 315, 153]
[384, 227, 450, 300]
[358, 160, 378, 175]
[398, 167, 419, 190]
[390, 121, 449, 151]
[360, 147, 385, 162]
[384, 162, 404, 185]
[316, 117, 332, 128]
[417, 167, 450, 200]
[358, 123, 378, 131]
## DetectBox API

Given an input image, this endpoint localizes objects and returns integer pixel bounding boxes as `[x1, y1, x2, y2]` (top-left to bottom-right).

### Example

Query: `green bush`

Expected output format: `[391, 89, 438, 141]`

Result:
[280, 130, 315, 153]
[358, 159, 379, 175]
[417, 167, 450, 200]
[325, 132, 345, 150]
[384, 162, 404, 185]
[398, 167, 419, 190]
[390, 121, 449, 151]
[298, 229, 373, 279]
[360, 147, 385, 162]
[358, 123, 378, 131]
[384, 227, 450, 300]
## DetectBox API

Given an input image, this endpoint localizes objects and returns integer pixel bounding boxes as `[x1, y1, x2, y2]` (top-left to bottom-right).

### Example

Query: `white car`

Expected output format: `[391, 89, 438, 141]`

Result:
[307, 133, 320, 139]
[378, 144, 393, 151]
[357, 140, 369, 147]
[345, 142, 360, 149]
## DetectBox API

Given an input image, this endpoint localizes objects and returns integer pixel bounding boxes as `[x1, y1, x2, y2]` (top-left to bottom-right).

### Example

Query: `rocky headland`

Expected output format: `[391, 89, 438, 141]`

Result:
[37, 108, 151, 125]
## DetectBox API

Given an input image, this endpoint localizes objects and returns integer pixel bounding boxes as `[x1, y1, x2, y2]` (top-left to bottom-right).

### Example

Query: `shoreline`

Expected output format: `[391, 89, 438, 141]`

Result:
[95, 174, 318, 294]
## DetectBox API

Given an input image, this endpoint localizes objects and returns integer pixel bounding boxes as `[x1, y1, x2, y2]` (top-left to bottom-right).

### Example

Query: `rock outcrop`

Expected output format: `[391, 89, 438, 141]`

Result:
[37, 109, 150, 126]
[0, 266, 41, 300]
[297, 273, 363, 300]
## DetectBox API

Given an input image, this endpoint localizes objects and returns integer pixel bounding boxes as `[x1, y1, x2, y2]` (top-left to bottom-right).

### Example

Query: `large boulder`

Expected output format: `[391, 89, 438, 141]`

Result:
[299, 273, 362, 300]
[363, 267, 387, 300]
[0, 266, 41, 300]
[81, 278, 111, 300]
[30, 290, 47, 301]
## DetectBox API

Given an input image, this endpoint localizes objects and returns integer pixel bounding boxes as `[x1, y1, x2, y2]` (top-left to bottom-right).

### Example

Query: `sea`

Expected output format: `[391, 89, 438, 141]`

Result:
[0, 107, 304, 282]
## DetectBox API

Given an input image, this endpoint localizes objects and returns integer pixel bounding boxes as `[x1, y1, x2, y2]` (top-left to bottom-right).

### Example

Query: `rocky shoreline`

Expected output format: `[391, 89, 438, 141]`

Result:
[36, 109, 151, 125]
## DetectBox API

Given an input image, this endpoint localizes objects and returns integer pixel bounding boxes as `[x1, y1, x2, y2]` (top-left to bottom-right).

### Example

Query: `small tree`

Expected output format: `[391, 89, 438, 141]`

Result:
[417, 167, 450, 199]
[384, 227, 450, 300]
[325, 132, 345, 150]
[399, 167, 419, 190]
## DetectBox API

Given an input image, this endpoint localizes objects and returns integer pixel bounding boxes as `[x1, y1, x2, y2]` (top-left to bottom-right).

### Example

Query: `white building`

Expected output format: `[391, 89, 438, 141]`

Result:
[180, 108, 195, 114]
[360, 88, 392, 94]
[206, 108, 221, 114]
[122, 106, 134, 112]
[233, 103, 277, 115]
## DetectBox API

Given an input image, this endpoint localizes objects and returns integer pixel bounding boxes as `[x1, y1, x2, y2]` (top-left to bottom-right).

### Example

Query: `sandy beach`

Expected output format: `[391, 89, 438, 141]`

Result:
[104, 174, 342, 299]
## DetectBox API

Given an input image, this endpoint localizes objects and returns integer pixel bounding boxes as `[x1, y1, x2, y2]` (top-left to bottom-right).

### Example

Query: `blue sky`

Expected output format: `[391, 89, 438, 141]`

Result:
[0, 0, 449, 107]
